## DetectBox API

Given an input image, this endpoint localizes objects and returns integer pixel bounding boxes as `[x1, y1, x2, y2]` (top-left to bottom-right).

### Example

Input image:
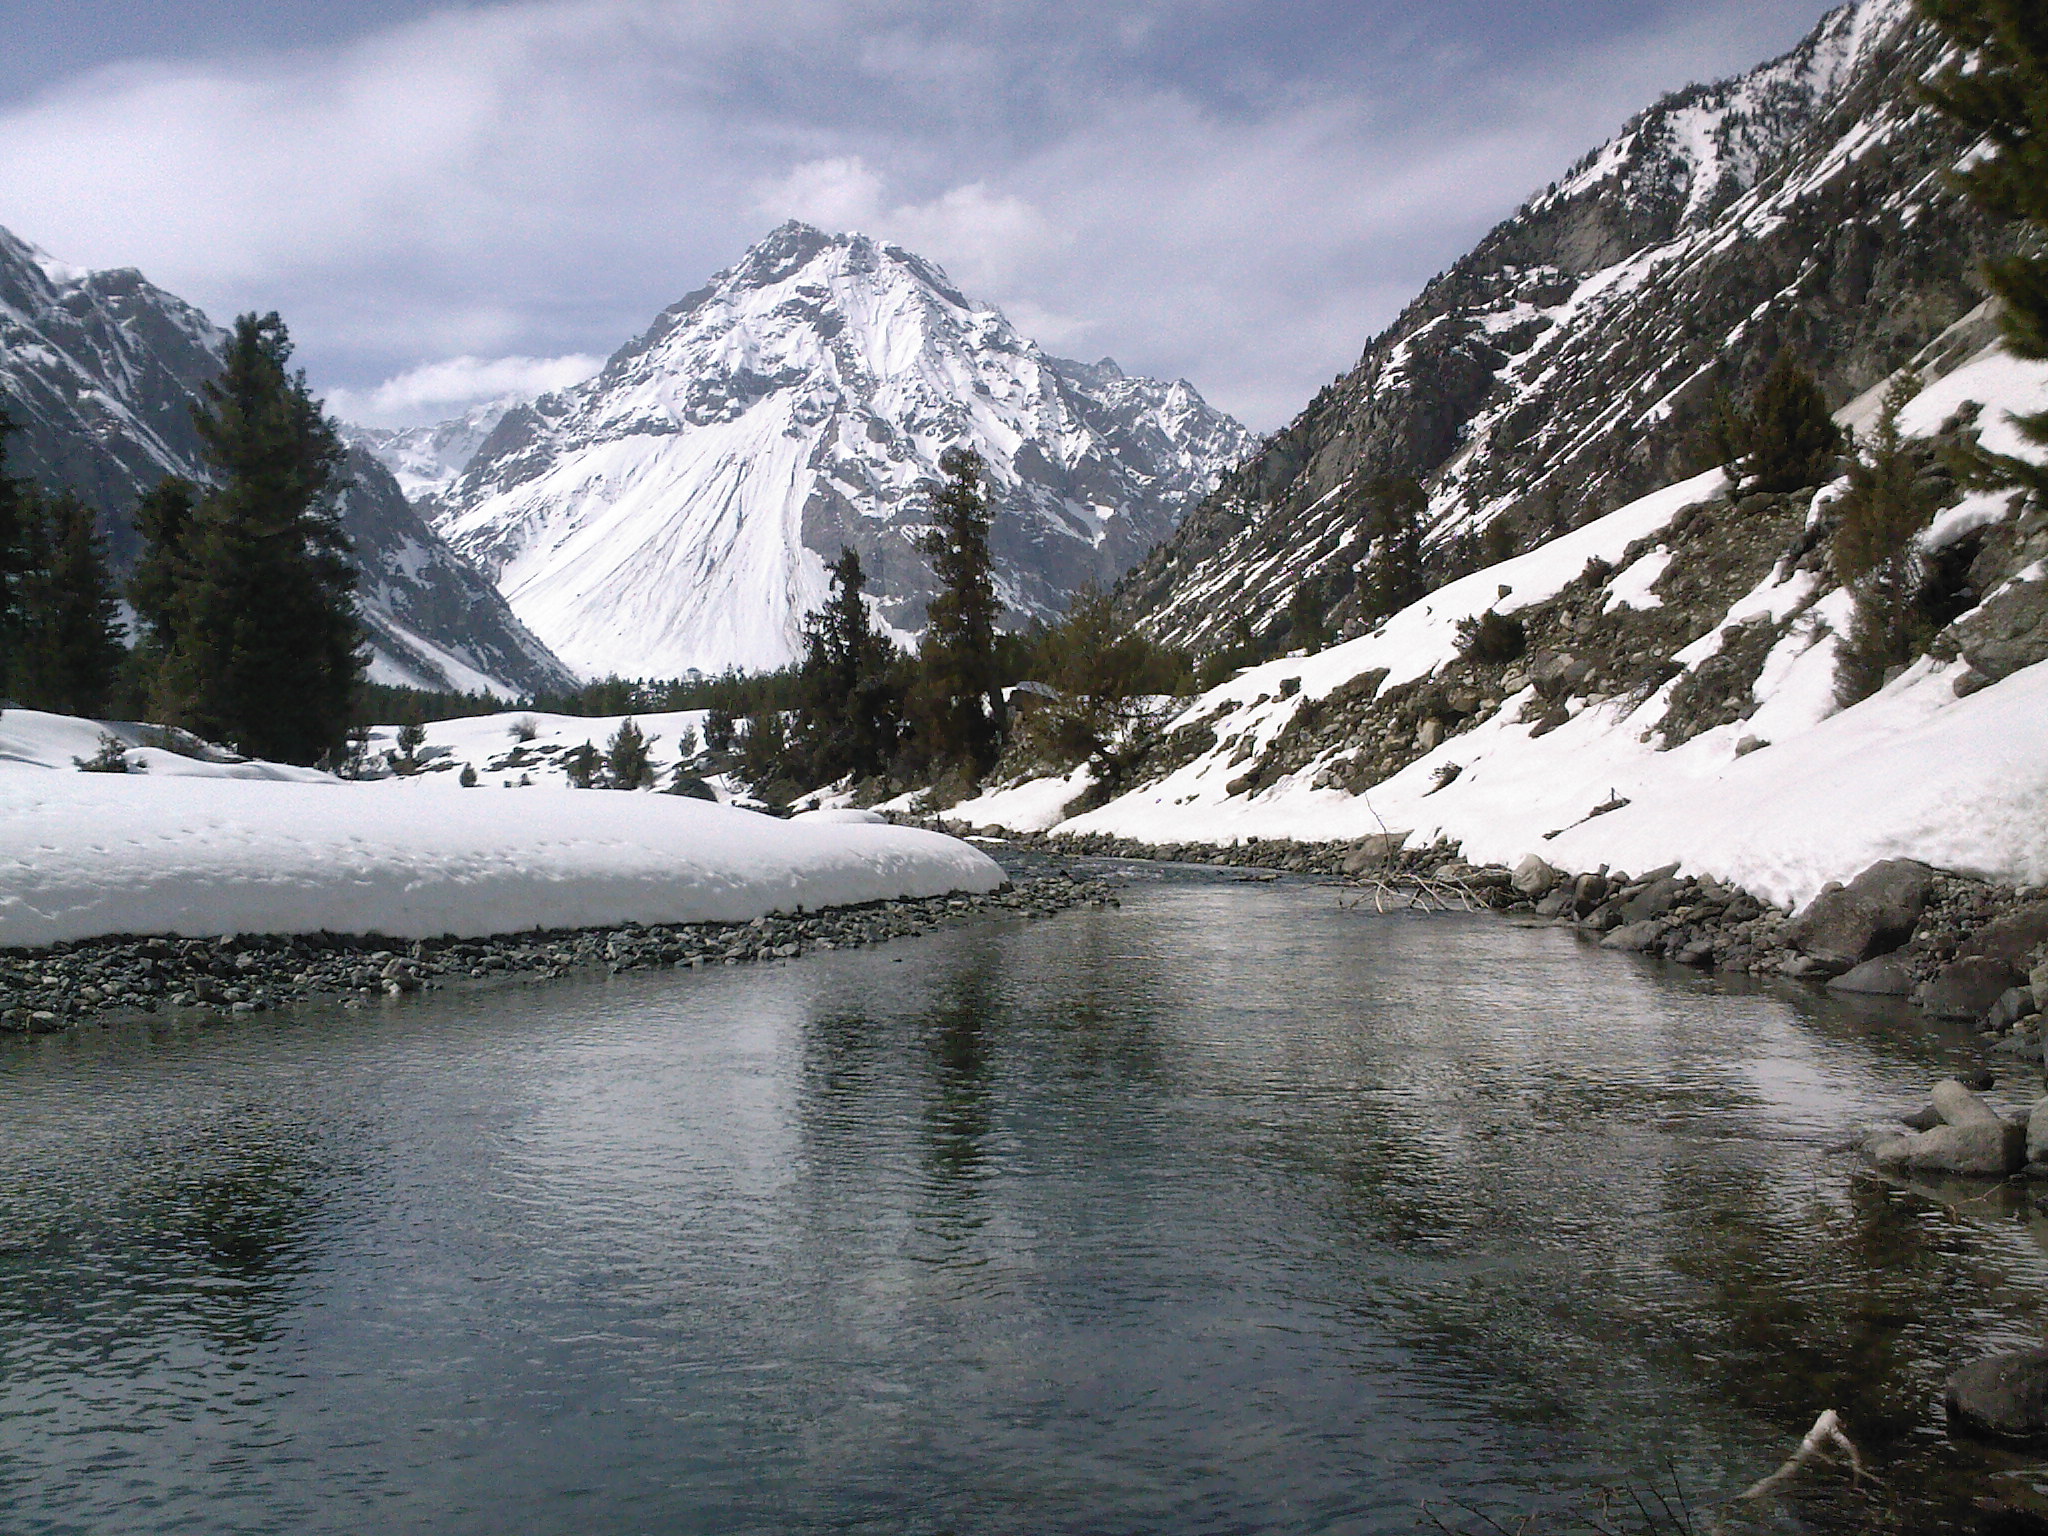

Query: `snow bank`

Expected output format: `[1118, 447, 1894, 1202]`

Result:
[1, 713, 1002, 947]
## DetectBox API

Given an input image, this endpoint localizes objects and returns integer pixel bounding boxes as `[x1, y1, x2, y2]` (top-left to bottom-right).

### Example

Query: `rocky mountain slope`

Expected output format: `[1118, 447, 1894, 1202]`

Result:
[0, 226, 575, 698]
[946, 336, 2048, 907]
[431, 222, 1253, 680]
[1121, 0, 2005, 655]
[342, 399, 518, 520]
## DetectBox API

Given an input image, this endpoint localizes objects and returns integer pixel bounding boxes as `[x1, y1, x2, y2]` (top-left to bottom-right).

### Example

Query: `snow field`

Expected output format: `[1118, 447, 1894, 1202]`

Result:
[1, 710, 1002, 947]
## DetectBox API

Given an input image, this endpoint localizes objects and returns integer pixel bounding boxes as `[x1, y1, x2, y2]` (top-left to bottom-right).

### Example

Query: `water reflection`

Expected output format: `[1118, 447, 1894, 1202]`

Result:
[1, 882, 2046, 1533]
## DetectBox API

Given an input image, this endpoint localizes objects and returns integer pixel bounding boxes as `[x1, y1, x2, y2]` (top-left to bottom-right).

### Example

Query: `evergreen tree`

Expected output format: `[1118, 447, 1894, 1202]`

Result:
[793, 547, 903, 784]
[1361, 475, 1427, 619]
[604, 717, 654, 789]
[1832, 374, 1944, 706]
[912, 447, 1005, 775]
[1920, 0, 2048, 496]
[127, 477, 199, 669]
[157, 313, 362, 764]
[1735, 355, 1842, 494]
[24, 492, 124, 717]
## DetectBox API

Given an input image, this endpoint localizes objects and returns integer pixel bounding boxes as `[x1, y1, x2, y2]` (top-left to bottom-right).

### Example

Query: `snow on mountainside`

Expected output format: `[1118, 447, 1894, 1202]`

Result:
[434, 223, 1254, 680]
[343, 399, 518, 516]
[0, 226, 576, 699]
[948, 343, 2048, 908]
[1122, 0, 2003, 656]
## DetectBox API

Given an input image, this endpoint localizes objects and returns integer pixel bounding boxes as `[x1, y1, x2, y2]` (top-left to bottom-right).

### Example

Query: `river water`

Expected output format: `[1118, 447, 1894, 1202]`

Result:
[4, 865, 2048, 1534]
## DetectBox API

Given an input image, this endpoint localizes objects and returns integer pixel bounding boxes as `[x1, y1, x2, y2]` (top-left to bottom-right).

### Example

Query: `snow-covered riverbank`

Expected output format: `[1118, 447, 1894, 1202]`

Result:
[0, 711, 1001, 948]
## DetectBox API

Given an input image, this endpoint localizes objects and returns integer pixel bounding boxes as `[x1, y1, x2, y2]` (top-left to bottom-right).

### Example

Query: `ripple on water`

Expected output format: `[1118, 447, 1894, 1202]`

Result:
[1, 883, 2044, 1534]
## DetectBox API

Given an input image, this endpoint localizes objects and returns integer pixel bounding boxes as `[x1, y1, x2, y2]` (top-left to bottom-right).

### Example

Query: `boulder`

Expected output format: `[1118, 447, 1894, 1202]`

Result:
[1511, 854, 1560, 898]
[1622, 876, 1687, 924]
[2035, 960, 2048, 1001]
[1954, 570, 2048, 684]
[1783, 859, 1935, 968]
[1572, 872, 1610, 914]
[1602, 921, 1664, 953]
[1828, 955, 1915, 995]
[1933, 1078, 2003, 1128]
[1988, 987, 2040, 1033]
[1903, 1102, 1943, 1133]
[1920, 956, 2027, 1020]
[1871, 1120, 2026, 1177]
[1341, 831, 1412, 874]
[2028, 1098, 2048, 1166]
[1533, 890, 1574, 918]
[1961, 907, 2048, 968]
[1947, 1348, 2048, 1443]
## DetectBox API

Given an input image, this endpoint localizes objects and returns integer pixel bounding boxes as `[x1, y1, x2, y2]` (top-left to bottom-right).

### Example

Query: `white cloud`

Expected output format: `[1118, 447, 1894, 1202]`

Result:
[324, 352, 604, 428]
[0, 0, 1843, 431]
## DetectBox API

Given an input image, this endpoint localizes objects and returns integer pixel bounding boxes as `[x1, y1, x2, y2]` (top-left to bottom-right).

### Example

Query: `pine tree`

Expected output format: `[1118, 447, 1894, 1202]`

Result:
[912, 447, 1005, 775]
[1832, 373, 1944, 705]
[1361, 475, 1427, 619]
[794, 547, 903, 784]
[24, 492, 124, 717]
[1735, 355, 1842, 494]
[604, 717, 654, 789]
[0, 410, 41, 701]
[127, 477, 199, 683]
[1920, 0, 2048, 496]
[157, 314, 363, 764]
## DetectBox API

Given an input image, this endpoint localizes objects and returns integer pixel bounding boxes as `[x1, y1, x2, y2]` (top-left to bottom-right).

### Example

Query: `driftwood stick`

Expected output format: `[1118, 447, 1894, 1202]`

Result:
[1738, 1408, 1867, 1500]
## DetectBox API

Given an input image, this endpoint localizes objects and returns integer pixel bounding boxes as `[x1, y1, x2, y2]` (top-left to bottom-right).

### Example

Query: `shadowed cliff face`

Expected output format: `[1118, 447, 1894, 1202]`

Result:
[0, 228, 574, 697]
[1120, 0, 2006, 658]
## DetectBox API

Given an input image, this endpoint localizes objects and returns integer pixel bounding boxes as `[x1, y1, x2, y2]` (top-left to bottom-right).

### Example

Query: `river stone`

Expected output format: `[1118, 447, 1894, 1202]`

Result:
[1533, 890, 1574, 918]
[1961, 907, 2048, 968]
[1510, 854, 1560, 897]
[2028, 1098, 2048, 1165]
[1988, 987, 2039, 1032]
[1602, 921, 1664, 952]
[1341, 831, 1411, 874]
[1904, 1102, 1943, 1133]
[1872, 1120, 2026, 1176]
[1828, 955, 1915, 995]
[1783, 859, 1935, 967]
[1921, 956, 2027, 1020]
[1933, 1078, 2002, 1128]
[1572, 872, 1610, 914]
[1947, 1348, 2048, 1443]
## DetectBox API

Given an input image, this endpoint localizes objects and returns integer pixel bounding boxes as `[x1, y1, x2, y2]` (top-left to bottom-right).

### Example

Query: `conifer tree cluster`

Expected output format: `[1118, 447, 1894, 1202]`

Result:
[1714, 355, 1843, 495]
[0, 412, 125, 717]
[791, 546, 904, 785]
[1919, 0, 2048, 497]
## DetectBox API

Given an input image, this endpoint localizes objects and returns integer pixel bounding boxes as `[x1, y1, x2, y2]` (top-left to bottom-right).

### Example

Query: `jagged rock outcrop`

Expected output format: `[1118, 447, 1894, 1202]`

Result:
[1120, 0, 2006, 656]
[432, 222, 1254, 679]
[0, 226, 575, 697]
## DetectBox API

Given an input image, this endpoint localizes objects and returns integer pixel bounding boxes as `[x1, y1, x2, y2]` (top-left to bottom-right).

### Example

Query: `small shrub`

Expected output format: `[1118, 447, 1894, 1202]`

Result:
[73, 732, 137, 773]
[507, 715, 539, 743]
[1455, 609, 1527, 665]
[458, 763, 479, 788]
[393, 721, 427, 774]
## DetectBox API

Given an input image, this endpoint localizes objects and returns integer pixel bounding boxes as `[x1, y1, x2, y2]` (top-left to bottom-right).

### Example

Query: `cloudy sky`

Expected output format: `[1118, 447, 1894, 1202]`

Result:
[0, 0, 1838, 430]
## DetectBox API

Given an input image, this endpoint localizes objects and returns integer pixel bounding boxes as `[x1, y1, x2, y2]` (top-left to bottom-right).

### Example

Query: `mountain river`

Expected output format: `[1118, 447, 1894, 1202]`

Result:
[3, 859, 2046, 1534]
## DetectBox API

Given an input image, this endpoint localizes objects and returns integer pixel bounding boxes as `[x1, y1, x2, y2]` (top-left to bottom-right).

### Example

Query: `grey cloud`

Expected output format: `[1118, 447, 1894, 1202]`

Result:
[0, 0, 1838, 428]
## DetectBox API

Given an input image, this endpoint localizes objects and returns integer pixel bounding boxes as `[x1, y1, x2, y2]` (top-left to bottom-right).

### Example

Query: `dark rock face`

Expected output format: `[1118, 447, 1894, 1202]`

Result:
[1784, 859, 1936, 968]
[1961, 906, 2048, 968]
[1954, 574, 2048, 683]
[1920, 956, 2027, 1020]
[0, 224, 575, 698]
[1948, 1349, 2048, 1443]
[1120, 0, 2006, 656]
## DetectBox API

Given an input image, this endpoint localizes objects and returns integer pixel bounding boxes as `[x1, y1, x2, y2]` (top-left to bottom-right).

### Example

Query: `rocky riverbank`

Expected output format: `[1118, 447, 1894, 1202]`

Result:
[0, 873, 1118, 1035]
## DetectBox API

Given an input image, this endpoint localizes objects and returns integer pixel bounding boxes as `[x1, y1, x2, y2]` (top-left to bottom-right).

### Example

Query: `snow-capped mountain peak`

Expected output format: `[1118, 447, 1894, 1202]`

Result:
[434, 222, 1252, 680]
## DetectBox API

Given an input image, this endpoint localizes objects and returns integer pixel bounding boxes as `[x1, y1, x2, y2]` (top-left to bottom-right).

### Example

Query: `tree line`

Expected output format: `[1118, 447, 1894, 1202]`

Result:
[1, 312, 364, 766]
